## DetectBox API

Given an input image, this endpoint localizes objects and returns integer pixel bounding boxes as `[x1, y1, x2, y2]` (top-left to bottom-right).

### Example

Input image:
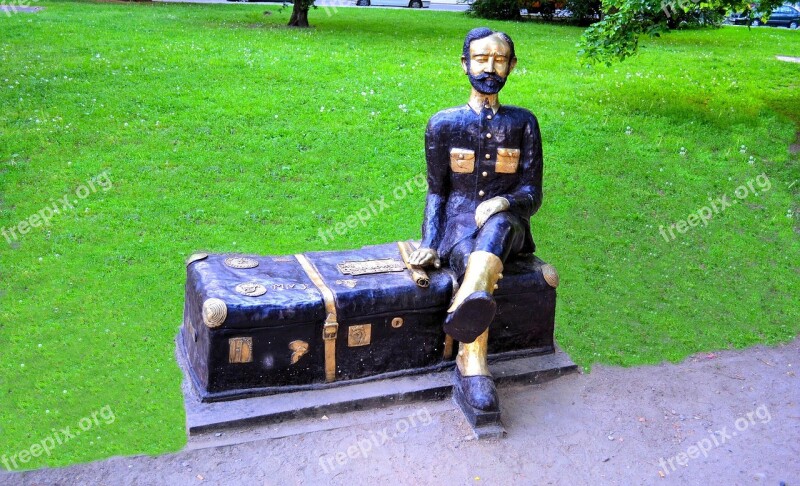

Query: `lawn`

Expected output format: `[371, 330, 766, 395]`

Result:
[0, 0, 798, 471]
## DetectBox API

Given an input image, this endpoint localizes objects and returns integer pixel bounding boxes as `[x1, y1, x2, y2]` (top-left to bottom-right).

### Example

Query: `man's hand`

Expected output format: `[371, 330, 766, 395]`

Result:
[408, 248, 441, 269]
[475, 196, 510, 228]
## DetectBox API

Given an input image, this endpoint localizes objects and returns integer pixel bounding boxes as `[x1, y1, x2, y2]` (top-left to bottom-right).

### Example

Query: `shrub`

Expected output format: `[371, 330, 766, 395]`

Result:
[565, 0, 602, 25]
[466, 0, 522, 20]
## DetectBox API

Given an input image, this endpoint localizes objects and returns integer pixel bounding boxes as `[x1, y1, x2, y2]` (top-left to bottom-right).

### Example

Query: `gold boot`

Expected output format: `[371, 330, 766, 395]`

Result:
[444, 251, 503, 343]
[454, 329, 498, 411]
[447, 251, 504, 313]
[456, 328, 490, 377]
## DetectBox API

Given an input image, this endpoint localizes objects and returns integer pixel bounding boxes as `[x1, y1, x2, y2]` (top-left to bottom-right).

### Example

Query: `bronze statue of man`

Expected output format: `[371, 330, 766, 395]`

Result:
[409, 28, 543, 412]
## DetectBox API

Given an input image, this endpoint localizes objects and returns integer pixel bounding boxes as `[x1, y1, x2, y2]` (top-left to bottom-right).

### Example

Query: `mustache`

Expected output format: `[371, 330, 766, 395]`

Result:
[470, 72, 505, 83]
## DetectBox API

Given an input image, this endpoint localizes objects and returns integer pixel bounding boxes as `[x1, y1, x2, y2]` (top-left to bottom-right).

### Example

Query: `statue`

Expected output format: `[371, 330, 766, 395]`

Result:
[409, 27, 544, 414]
[179, 27, 562, 439]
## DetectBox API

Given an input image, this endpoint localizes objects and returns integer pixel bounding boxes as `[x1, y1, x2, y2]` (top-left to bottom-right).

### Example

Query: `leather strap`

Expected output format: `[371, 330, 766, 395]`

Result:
[296, 254, 339, 383]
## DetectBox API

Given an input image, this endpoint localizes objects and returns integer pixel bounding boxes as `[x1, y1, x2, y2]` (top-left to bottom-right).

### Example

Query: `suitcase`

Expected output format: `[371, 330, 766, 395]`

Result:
[181, 241, 558, 402]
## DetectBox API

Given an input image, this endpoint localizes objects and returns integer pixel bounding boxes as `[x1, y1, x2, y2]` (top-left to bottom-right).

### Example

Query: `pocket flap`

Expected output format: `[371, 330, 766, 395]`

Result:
[450, 148, 475, 173]
[497, 148, 520, 157]
[496, 147, 520, 174]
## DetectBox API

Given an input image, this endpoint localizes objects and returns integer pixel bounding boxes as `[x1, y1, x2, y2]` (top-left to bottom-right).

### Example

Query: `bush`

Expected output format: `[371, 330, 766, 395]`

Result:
[466, 0, 522, 20]
[565, 0, 602, 25]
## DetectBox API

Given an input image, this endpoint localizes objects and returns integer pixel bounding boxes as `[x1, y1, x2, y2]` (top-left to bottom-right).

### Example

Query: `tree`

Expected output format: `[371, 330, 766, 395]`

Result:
[288, 0, 315, 27]
[578, 0, 785, 64]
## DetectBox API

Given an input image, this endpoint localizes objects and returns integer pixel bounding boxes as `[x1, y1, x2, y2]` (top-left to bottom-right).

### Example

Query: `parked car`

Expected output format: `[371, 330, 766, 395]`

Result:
[755, 4, 800, 27]
[355, 0, 430, 8]
[738, 4, 800, 27]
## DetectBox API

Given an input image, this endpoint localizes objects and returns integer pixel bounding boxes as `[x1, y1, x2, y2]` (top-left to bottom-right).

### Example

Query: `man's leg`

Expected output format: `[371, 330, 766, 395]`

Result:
[444, 212, 525, 342]
[446, 213, 525, 412]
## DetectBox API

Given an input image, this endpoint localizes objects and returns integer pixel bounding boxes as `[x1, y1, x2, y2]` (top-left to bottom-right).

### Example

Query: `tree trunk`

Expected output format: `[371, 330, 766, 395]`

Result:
[288, 0, 310, 28]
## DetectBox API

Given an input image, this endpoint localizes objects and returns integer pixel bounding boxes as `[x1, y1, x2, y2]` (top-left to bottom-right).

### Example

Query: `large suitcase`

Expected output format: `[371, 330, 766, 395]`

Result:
[181, 241, 558, 401]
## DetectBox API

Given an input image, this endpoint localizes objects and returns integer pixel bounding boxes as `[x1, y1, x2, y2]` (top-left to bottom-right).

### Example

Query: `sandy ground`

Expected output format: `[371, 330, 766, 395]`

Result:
[5, 338, 799, 485]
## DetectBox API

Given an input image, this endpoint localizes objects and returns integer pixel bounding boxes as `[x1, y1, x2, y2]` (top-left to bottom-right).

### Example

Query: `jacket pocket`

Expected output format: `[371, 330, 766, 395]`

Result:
[450, 148, 475, 174]
[496, 148, 520, 174]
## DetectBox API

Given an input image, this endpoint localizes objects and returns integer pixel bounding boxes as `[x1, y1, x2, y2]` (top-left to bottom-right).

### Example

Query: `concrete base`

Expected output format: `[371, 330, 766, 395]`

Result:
[177, 338, 578, 437]
[179, 342, 578, 438]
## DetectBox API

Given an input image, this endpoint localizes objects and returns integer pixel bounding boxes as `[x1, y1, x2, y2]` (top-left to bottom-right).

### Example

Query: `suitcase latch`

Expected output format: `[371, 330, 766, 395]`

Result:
[323, 320, 339, 340]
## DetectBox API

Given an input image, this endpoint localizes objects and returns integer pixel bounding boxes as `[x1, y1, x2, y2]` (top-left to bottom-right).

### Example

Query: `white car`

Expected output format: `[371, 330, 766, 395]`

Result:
[356, 0, 430, 8]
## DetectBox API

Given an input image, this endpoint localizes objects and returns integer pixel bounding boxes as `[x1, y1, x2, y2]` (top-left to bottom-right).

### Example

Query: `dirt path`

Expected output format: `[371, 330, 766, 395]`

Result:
[6, 338, 799, 485]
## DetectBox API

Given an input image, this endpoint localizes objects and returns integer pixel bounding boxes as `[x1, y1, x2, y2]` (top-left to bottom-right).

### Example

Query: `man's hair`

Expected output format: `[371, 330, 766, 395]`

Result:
[461, 27, 516, 62]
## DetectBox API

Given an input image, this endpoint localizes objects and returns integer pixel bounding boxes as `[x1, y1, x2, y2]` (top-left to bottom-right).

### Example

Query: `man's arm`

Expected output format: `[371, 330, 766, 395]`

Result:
[411, 117, 449, 268]
[504, 113, 543, 219]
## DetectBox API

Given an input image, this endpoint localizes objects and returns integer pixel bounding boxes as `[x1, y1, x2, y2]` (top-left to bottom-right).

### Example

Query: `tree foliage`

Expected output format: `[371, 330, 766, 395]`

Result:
[578, 0, 786, 64]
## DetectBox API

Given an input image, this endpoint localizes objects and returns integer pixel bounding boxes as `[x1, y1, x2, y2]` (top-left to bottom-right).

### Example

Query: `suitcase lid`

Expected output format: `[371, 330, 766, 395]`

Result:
[186, 242, 454, 330]
[185, 243, 555, 331]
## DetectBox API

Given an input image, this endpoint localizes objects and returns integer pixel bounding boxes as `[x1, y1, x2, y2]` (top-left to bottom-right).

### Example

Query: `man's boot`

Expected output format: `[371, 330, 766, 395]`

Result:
[453, 329, 498, 411]
[443, 251, 503, 343]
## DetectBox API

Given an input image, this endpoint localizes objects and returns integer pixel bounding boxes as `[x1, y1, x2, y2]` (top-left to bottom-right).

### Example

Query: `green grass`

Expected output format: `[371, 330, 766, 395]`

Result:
[0, 0, 798, 471]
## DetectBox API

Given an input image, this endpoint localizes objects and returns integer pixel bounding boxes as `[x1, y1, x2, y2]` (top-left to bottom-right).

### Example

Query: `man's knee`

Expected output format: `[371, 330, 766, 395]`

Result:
[482, 211, 520, 231]
[475, 212, 524, 257]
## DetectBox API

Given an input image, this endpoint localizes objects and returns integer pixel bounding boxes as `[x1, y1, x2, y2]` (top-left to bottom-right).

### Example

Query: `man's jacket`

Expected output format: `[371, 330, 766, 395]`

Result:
[420, 104, 544, 260]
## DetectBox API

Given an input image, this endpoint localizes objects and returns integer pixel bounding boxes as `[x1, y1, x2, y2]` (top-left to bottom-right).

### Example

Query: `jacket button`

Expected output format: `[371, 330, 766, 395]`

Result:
[485, 154, 491, 159]
[486, 133, 492, 139]
[486, 115, 492, 120]
[482, 171, 488, 177]
[479, 190, 485, 197]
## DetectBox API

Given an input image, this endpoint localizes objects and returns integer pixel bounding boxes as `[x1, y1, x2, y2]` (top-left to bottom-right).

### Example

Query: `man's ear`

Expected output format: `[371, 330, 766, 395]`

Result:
[461, 56, 468, 75]
[508, 57, 517, 75]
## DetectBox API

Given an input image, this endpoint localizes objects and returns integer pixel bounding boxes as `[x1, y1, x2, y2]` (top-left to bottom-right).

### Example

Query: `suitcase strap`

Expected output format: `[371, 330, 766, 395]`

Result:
[295, 253, 339, 383]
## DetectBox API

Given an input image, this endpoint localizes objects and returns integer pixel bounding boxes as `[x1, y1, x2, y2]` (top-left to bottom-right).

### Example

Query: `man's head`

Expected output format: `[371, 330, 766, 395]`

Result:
[461, 28, 517, 95]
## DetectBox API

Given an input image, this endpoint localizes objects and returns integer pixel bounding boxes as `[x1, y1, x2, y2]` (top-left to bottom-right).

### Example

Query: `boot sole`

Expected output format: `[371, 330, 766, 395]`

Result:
[443, 291, 497, 343]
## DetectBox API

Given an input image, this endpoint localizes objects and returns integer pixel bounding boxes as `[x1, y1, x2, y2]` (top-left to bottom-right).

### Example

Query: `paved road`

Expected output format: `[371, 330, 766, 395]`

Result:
[157, 0, 470, 11]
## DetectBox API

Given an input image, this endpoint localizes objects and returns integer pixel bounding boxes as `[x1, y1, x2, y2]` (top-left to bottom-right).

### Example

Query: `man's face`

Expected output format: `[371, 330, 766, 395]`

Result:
[462, 34, 516, 95]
